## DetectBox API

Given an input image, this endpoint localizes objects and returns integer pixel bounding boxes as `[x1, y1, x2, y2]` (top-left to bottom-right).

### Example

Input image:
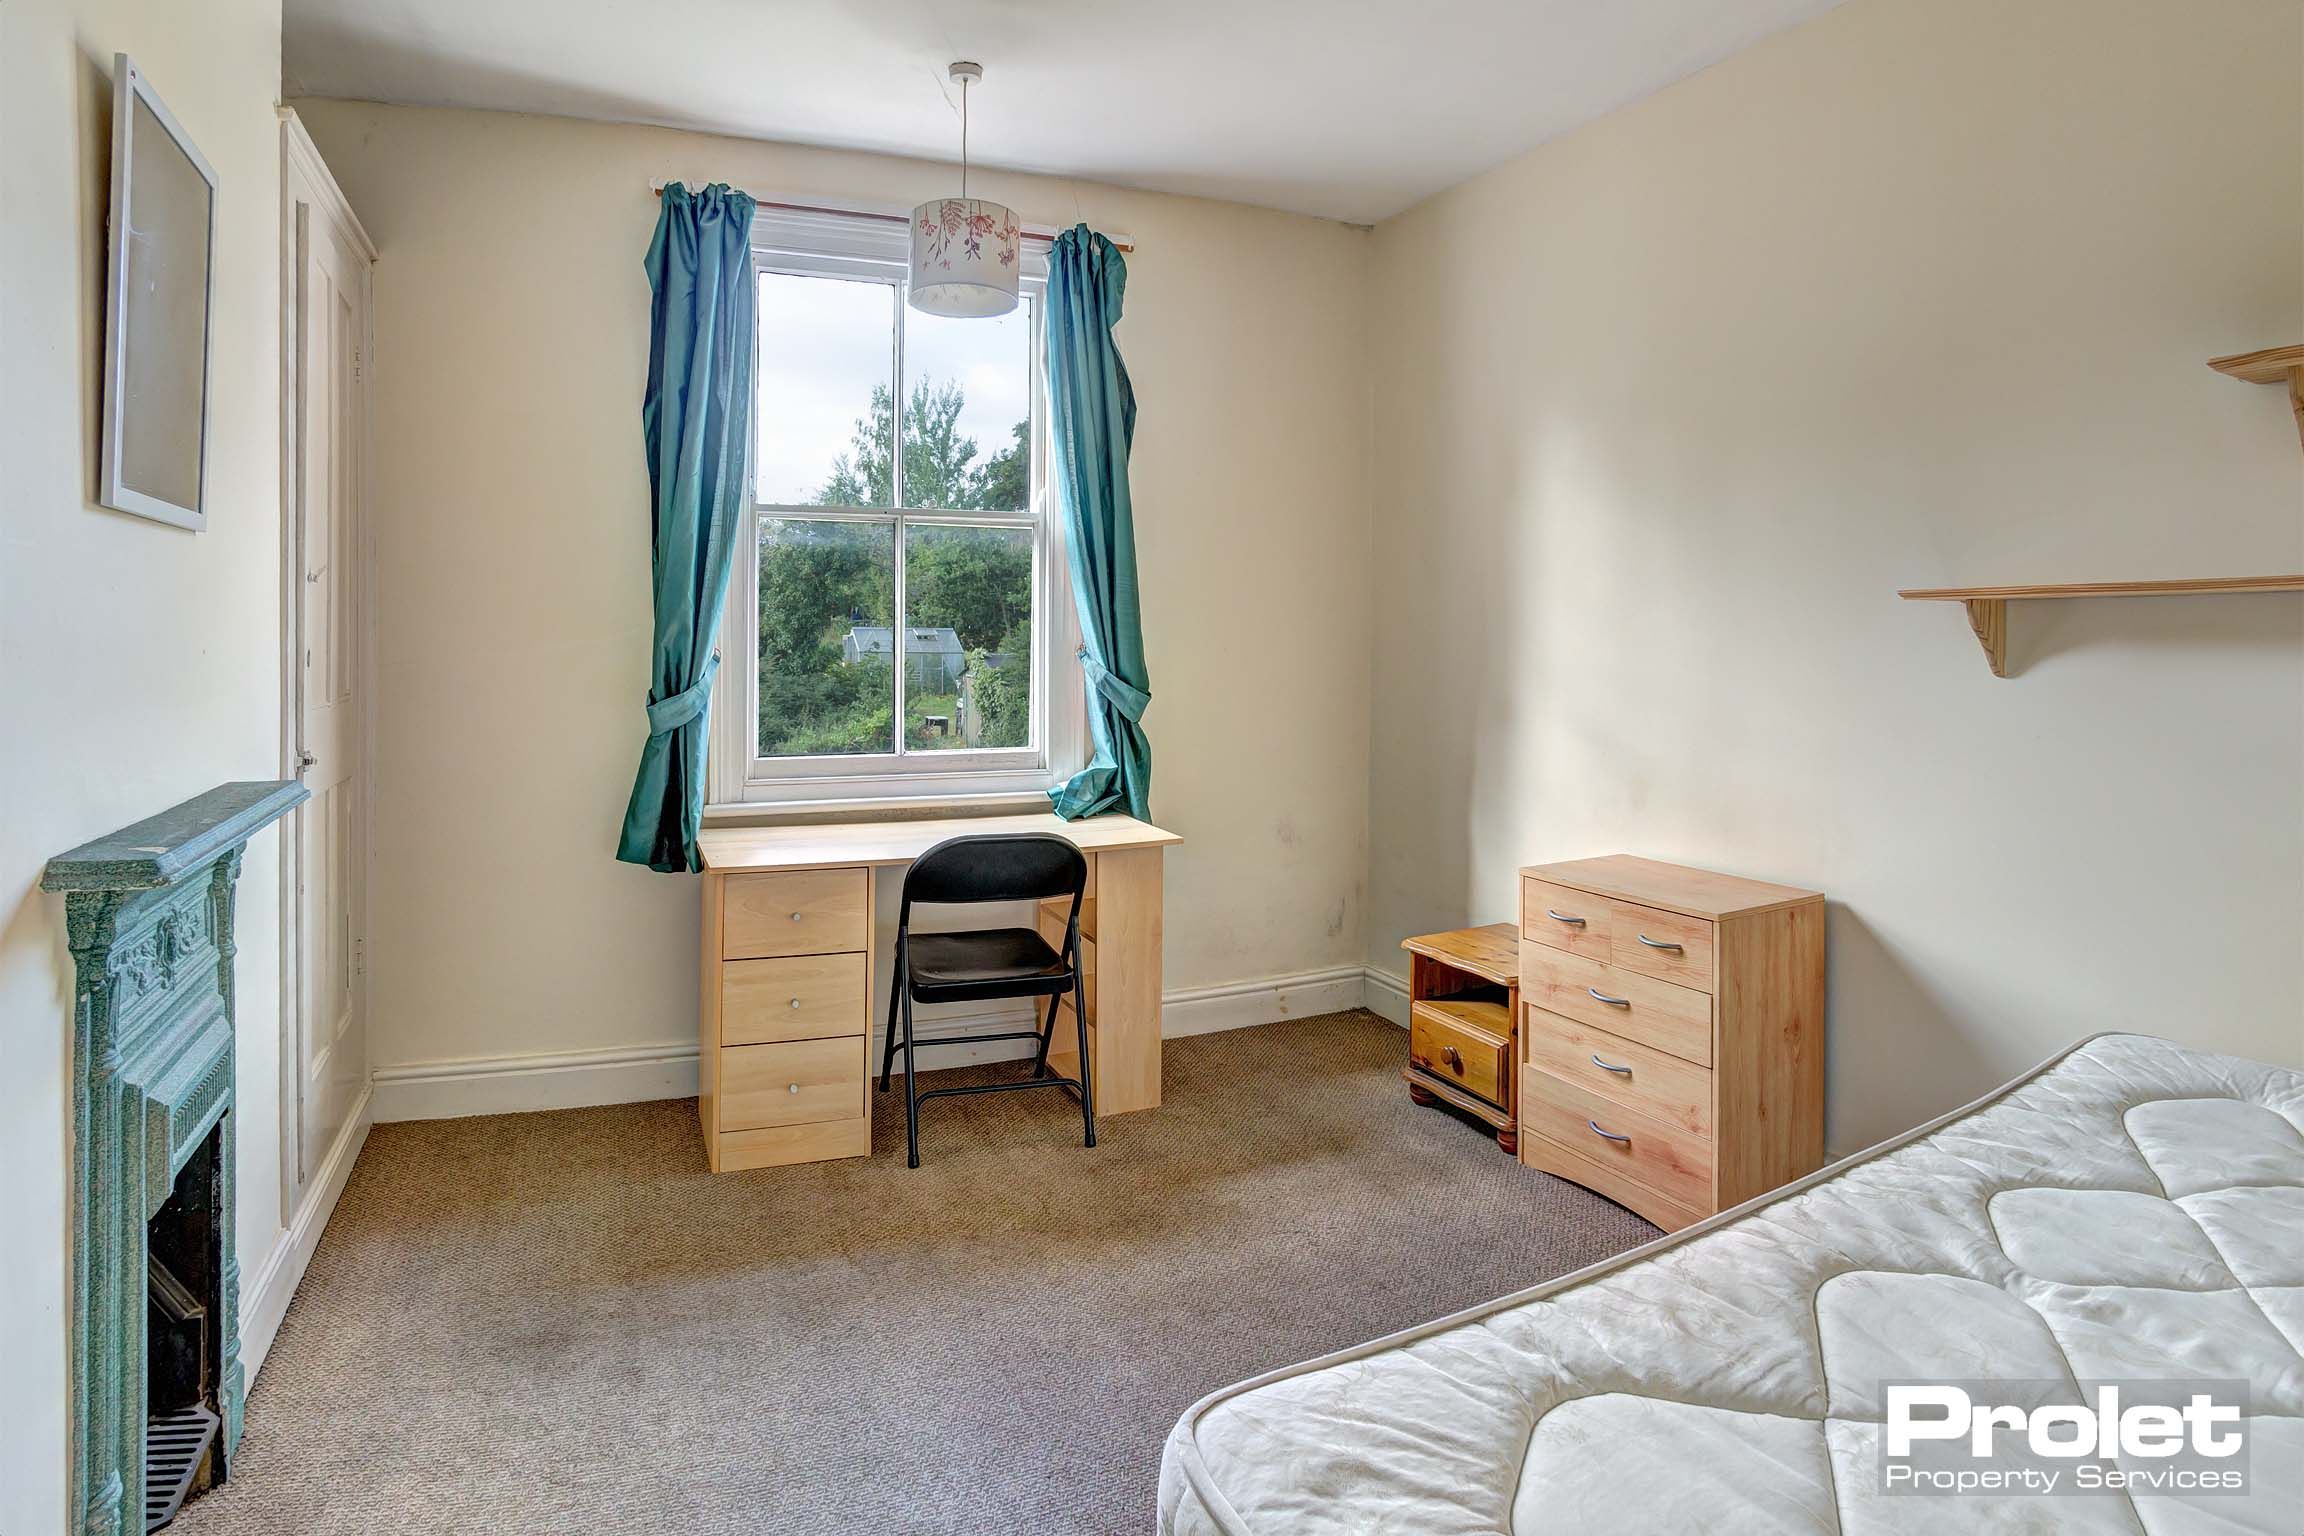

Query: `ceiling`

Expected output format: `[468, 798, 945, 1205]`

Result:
[281, 0, 1847, 224]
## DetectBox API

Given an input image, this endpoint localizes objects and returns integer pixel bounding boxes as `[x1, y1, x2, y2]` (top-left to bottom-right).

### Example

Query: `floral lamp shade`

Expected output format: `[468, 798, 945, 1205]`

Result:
[909, 197, 1020, 317]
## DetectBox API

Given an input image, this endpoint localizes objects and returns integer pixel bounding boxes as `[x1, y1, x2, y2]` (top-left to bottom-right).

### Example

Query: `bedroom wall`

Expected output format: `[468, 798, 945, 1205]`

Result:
[1364, 0, 2304, 1152]
[286, 101, 1374, 1103]
[0, 0, 289, 1529]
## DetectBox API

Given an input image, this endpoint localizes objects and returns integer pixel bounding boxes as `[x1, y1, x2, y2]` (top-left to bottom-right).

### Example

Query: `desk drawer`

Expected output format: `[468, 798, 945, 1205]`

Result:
[1523, 1006, 1712, 1139]
[1520, 943, 1712, 1067]
[1521, 877, 1612, 961]
[1522, 1065, 1713, 1214]
[719, 1036, 865, 1132]
[1409, 1000, 1510, 1106]
[722, 869, 867, 960]
[721, 952, 869, 1046]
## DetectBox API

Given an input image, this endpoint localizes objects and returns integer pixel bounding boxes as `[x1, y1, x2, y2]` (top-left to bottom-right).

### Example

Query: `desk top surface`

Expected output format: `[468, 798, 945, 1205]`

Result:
[698, 811, 1182, 874]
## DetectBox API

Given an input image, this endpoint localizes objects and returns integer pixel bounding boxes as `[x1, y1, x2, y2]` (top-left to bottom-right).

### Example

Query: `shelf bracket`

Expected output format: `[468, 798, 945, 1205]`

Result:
[1963, 599, 2007, 677]
[2208, 345, 2304, 451]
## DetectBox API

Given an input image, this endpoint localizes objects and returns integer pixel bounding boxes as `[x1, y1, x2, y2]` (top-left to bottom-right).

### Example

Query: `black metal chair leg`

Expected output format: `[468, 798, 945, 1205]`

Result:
[1073, 971, 1096, 1149]
[901, 988, 923, 1169]
[1031, 991, 1063, 1078]
[878, 937, 904, 1092]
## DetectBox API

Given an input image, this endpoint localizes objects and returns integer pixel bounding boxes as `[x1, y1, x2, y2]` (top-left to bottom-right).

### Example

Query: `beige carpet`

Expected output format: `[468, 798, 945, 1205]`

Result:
[176, 1010, 1656, 1536]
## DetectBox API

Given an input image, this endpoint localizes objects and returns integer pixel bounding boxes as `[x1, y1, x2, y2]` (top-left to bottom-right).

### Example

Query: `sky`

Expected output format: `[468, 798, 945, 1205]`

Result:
[753, 270, 1032, 508]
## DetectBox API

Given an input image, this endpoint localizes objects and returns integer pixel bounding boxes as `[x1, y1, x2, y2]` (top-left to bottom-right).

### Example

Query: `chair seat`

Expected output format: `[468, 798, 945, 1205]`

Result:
[905, 928, 1073, 1005]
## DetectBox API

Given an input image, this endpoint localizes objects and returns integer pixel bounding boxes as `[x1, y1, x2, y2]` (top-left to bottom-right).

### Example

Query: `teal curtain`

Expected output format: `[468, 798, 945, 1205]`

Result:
[616, 183, 757, 872]
[1044, 225, 1152, 821]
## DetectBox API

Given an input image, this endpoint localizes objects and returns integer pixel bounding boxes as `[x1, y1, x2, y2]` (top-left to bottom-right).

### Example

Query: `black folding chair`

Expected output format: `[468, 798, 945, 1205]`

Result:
[876, 833, 1095, 1168]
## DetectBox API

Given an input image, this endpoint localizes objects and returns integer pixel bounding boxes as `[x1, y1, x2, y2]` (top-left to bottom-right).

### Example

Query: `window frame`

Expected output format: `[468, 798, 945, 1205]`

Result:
[708, 206, 1085, 811]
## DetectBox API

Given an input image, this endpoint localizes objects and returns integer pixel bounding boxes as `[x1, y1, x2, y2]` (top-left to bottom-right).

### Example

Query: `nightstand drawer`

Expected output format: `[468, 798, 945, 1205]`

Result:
[719, 1036, 865, 1132]
[1410, 1000, 1511, 1106]
[720, 952, 869, 1046]
[1523, 1007, 1712, 1139]
[1605, 902, 1715, 991]
[1520, 944, 1712, 1067]
[722, 869, 867, 960]
[1521, 877, 1613, 961]
[1522, 1065, 1713, 1213]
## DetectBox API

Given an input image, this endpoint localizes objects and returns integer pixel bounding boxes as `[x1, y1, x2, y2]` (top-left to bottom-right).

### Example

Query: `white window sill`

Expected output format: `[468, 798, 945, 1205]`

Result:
[700, 789, 1056, 827]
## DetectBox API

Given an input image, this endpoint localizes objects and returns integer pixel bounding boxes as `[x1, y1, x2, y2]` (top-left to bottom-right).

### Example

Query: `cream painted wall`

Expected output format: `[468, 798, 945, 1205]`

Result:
[0, 0, 288, 1529]
[1366, 0, 2304, 1153]
[286, 101, 1374, 1082]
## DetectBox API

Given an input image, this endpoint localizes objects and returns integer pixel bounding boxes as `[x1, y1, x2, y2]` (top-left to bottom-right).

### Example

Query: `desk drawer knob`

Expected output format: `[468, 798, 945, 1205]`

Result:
[1591, 1054, 1633, 1075]
[789, 912, 803, 922]
[1636, 933, 1684, 953]
[1587, 1120, 1632, 1145]
[1588, 987, 1631, 1007]
[1545, 909, 1587, 926]
[787, 1083, 801, 1094]
[789, 997, 802, 1009]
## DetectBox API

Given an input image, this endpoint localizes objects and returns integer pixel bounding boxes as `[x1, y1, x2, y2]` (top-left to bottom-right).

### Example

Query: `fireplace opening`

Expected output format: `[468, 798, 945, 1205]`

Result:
[145, 1121, 225, 1532]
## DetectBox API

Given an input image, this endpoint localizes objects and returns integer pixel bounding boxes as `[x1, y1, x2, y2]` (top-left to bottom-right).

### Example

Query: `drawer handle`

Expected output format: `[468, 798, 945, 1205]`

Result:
[1591, 1054, 1633, 1075]
[1636, 934, 1684, 953]
[787, 1083, 801, 1095]
[789, 998, 802, 1009]
[1545, 909, 1587, 926]
[789, 911, 804, 922]
[1588, 1120, 1632, 1144]
[1588, 987, 1631, 1007]
[1441, 1044, 1463, 1073]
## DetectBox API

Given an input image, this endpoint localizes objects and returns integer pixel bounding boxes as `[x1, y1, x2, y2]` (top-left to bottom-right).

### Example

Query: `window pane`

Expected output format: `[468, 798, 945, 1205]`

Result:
[757, 519, 895, 757]
[755, 272, 895, 507]
[903, 524, 1033, 752]
[899, 297, 1032, 511]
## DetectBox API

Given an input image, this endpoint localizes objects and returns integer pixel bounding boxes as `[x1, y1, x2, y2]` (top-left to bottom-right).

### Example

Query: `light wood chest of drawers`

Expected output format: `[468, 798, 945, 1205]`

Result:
[1517, 855, 1825, 1231]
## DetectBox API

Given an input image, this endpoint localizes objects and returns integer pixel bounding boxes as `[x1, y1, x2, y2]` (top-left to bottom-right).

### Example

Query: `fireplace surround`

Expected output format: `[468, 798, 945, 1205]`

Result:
[45, 781, 306, 1535]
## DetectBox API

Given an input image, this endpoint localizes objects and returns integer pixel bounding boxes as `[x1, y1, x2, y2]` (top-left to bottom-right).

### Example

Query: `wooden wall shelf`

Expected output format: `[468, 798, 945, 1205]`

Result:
[2210, 344, 2304, 449]
[1900, 577, 2304, 677]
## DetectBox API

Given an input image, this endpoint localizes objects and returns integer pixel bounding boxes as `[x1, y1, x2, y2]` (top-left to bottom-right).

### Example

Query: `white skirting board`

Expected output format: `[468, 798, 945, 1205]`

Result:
[1362, 965, 1411, 1026]
[370, 964, 1376, 1123]
[240, 1085, 372, 1384]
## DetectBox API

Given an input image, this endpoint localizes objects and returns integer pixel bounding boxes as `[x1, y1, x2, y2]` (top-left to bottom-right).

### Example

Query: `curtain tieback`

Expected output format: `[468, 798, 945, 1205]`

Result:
[645, 652, 720, 736]
[1080, 650, 1150, 723]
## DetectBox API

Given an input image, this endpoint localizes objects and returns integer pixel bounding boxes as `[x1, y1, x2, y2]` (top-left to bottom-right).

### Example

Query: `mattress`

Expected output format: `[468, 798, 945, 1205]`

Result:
[1159, 1033, 2304, 1534]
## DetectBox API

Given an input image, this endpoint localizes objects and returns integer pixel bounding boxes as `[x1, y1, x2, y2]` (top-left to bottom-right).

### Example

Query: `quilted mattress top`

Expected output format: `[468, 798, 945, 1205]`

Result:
[1157, 1033, 2304, 1534]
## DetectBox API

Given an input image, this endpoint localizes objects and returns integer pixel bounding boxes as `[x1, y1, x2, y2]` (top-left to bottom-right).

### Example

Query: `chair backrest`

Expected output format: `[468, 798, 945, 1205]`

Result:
[900, 833, 1087, 909]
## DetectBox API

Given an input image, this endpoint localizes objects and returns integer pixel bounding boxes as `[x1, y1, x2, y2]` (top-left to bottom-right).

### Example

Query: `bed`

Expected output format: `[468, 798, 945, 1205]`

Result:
[1159, 1032, 2304, 1534]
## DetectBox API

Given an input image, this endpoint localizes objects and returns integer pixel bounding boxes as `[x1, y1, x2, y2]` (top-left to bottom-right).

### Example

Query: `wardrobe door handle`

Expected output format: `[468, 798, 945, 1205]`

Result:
[1588, 987, 1630, 1007]
[1636, 934, 1683, 953]
[1545, 909, 1586, 927]
[1588, 1120, 1632, 1145]
[1591, 1054, 1633, 1075]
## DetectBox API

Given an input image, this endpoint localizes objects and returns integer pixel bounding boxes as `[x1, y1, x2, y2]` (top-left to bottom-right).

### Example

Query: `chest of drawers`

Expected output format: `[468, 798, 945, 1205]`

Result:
[1517, 855, 1825, 1231]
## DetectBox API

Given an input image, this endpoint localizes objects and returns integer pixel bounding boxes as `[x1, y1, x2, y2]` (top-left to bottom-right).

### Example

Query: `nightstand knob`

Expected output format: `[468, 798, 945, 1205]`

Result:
[787, 1083, 801, 1094]
[789, 911, 803, 922]
[1442, 1045, 1463, 1072]
[789, 998, 802, 1009]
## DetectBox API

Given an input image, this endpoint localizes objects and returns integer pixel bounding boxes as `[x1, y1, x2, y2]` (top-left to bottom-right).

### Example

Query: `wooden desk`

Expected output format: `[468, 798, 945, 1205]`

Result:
[694, 813, 1183, 1172]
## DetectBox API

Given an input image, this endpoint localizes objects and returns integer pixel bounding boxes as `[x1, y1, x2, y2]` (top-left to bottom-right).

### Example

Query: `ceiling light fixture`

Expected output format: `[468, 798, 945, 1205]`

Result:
[908, 61, 1020, 318]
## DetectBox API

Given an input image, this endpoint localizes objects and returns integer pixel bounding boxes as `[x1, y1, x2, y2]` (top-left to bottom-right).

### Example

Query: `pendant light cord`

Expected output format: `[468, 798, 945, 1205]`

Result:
[960, 76, 970, 202]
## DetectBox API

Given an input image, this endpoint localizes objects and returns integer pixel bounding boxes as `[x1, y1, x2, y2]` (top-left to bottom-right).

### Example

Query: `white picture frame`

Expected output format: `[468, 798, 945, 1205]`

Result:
[100, 54, 218, 532]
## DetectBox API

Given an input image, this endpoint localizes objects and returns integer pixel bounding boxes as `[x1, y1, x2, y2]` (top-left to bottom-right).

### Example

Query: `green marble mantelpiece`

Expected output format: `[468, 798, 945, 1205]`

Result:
[45, 780, 306, 1536]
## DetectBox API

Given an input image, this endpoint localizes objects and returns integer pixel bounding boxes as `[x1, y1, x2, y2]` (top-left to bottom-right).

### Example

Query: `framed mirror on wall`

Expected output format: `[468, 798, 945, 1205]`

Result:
[100, 53, 217, 531]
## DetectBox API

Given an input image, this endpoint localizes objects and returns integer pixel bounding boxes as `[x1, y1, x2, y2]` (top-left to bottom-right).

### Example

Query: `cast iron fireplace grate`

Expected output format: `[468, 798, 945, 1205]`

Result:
[144, 1403, 219, 1532]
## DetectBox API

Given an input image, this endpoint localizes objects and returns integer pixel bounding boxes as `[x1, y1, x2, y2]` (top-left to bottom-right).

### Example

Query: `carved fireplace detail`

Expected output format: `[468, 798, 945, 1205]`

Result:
[45, 781, 306, 1535]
